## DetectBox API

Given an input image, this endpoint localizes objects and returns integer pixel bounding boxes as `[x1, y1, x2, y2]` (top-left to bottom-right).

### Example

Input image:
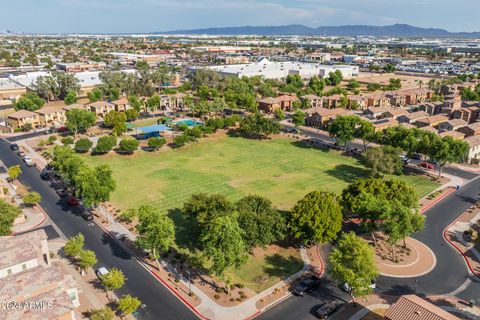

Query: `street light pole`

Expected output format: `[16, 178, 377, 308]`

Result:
[414, 279, 418, 294]
[187, 271, 191, 295]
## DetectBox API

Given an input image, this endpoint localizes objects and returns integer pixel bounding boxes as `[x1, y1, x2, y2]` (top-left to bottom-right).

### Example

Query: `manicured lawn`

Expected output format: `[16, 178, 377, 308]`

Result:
[129, 117, 161, 128]
[227, 245, 304, 293]
[83, 136, 439, 213]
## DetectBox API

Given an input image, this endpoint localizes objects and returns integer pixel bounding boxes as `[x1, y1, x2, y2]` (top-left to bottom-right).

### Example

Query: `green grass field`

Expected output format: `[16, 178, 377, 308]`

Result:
[83, 136, 439, 213]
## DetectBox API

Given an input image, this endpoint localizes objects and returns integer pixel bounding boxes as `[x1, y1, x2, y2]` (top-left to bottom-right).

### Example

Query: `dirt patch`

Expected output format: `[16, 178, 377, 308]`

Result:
[373, 233, 417, 266]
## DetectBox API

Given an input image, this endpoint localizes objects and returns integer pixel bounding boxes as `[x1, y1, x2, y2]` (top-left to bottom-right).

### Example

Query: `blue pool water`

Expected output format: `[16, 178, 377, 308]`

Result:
[174, 119, 203, 127]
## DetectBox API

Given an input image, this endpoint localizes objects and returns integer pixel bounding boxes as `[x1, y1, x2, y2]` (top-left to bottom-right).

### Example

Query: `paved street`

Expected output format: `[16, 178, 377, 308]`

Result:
[0, 138, 198, 320]
[260, 166, 480, 320]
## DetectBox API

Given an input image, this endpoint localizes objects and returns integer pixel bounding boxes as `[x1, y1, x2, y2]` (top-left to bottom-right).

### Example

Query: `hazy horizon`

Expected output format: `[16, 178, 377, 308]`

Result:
[2, 0, 480, 34]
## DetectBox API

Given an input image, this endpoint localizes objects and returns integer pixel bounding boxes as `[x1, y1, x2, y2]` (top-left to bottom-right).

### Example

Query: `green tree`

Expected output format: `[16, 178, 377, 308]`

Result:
[64, 90, 78, 105]
[66, 109, 97, 137]
[128, 94, 143, 112]
[125, 109, 139, 121]
[135, 207, 175, 270]
[79, 250, 97, 273]
[288, 191, 343, 245]
[95, 135, 117, 154]
[328, 115, 358, 148]
[146, 95, 161, 112]
[292, 110, 305, 127]
[64, 233, 85, 258]
[0, 200, 21, 235]
[75, 138, 93, 153]
[329, 232, 378, 300]
[117, 294, 141, 317]
[14, 92, 45, 111]
[87, 88, 103, 103]
[23, 192, 41, 207]
[240, 113, 280, 138]
[347, 80, 360, 91]
[274, 109, 285, 121]
[8, 165, 22, 181]
[201, 214, 248, 276]
[326, 70, 343, 86]
[104, 111, 127, 136]
[236, 195, 286, 249]
[383, 64, 396, 73]
[74, 165, 116, 208]
[363, 146, 403, 176]
[90, 307, 114, 320]
[61, 136, 74, 145]
[183, 193, 234, 230]
[100, 267, 125, 300]
[119, 138, 139, 154]
[147, 137, 167, 150]
[354, 119, 375, 151]
[430, 136, 469, 179]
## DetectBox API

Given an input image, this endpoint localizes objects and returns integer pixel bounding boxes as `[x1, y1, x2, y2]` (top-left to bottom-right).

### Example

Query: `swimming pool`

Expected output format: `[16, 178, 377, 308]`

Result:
[173, 119, 203, 127]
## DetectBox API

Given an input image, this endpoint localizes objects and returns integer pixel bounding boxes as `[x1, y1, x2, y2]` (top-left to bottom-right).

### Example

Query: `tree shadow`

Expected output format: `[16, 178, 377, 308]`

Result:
[325, 164, 369, 183]
[263, 253, 304, 279]
[100, 232, 133, 260]
[167, 208, 200, 249]
[290, 140, 330, 152]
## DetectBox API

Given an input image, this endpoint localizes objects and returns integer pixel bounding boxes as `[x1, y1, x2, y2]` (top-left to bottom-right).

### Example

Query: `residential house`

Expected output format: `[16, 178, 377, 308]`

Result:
[0, 230, 80, 320]
[372, 118, 398, 132]
[322, 94, 343, 109]
[347, 95, 368, 109]
[63, 104, 86, 112]
[112, 96, 131, 112]
[367, 93, 391, 108]
[419, 102, 444, 116]
[439, 131, 465, 140]
[86, 101, 115, 117]
[385, 295, 460, 320]
[36, 107, 67, 127]
[169, 92, 187, 110]
[458, 122, 480, 137]
[257, 95, 298, 113]
[397, 111, 429, 124]
[6, 110, 40, 130]
[415, 114, 449, 128]
[400, 88, 432, 105]
[442, 95, 462, 115]
[363, 106, 406, 120]
[304, 108, 351, 128]
[466, 136, 480, 164]
[301, 94, 323, 108]
[418, 125, 438, 134]
[438, 119, 468, 132]
[452, 106, 480, 124]
[386, 93, 406, 107]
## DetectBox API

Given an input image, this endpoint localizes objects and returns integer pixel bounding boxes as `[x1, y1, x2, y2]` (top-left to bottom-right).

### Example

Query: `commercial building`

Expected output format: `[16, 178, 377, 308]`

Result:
[191, 58, 358, 80]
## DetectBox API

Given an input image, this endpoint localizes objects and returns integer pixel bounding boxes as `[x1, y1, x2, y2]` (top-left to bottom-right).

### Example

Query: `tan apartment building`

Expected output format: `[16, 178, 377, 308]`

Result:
[348, 95, 368, 109]
[452, 106, 480, 124]
[438, 118, 468, 132]
[458, 122, 480, 137]
[112, 96, 131, 112]
[397, 111, 429, 124]
[86, 101, 115, 117]
[257, 95, 298, 113]
[366, 93, 391, 108]
[6, 110, 40, 130]
[36, 107, 67, 127]
[0, 230, 80, 320]
[301, 94, 323, 109]
[415, 114, 449, 128]
[304, 107, 351, 128]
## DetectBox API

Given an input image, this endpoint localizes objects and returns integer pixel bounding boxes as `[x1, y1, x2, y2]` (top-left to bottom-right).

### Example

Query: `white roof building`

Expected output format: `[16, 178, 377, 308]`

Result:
[191, 58, 358, 80]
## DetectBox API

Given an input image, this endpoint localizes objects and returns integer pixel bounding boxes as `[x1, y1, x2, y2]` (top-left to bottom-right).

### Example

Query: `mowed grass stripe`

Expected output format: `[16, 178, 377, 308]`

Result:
[83, 136, 439, 212]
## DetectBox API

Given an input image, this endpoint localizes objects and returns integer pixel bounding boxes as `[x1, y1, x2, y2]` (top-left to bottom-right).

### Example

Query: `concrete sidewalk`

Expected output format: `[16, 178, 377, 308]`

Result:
[95, 206, 313, 320]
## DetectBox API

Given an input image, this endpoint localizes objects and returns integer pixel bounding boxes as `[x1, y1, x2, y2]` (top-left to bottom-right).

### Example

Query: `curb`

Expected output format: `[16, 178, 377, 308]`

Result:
[420, 187, 456, 214]
[443, 211, 480, 280]
[12, 204, 47, 235]
[93, 218, 211, 320]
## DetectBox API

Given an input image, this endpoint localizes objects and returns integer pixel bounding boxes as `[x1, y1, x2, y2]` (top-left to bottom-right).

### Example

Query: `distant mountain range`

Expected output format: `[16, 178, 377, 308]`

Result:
[158, 24, 480, 38]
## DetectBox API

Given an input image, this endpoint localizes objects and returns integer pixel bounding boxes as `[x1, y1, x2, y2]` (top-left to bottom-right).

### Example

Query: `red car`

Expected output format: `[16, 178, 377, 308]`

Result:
[420, 162, 435, 170]
[67, 196, 80, 206]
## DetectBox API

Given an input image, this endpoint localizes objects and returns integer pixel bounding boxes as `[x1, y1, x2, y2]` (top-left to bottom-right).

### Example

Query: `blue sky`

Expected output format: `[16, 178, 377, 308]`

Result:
[2, 0, 480, 33]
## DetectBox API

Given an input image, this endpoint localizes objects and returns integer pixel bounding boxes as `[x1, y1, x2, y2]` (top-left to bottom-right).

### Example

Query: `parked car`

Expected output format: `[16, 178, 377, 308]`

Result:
[343, 280, 376, 293]
[17, 150, 25, 157]
[40, 171, 50, 180]
[420, 162, 435, 170]
[411, 153, 422, 160]
[56, 188, 68, 197]
[80, 209, 94, 221]
[10, 144, 19, 151]
[399, 155, 410, 165]
[23, 156, 36, 167]
[314, 302, 338, 319]
[67, 196, 80, 206]
[293, 276, 321, 296]
[95, 267, 109, 278]
[56, 126, 68, 132]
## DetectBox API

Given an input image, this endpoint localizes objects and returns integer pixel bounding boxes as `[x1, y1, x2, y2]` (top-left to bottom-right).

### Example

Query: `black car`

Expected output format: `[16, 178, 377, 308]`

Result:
[314, 302, 338, 319]
[56, 188, 68, 197]
[80, 209, 94, 221]
[40, 171, 50, 180]
[292, 276, 320, 296]
[411, 153, 422, 160]
[10, 144, 19, 151]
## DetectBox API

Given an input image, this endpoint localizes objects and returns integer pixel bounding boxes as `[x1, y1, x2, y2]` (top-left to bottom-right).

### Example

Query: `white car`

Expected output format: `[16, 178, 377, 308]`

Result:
[96, 267, 109, 278]
[22, 156, 36, 167]
[343, 280, 376, 293]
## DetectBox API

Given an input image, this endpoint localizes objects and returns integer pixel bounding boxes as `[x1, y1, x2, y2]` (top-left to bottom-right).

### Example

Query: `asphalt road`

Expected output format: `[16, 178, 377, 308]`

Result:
[0, 139, 198, 320]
